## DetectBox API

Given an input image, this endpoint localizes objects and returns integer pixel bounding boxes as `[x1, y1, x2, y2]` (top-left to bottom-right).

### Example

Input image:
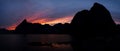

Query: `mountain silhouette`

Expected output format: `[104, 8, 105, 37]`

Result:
[70, 2, 119, 51]
[14, 19, 70, 34]
[15, 19, 34, 33]
[71, 2, 117, 34]
[90, 3, 117, 33]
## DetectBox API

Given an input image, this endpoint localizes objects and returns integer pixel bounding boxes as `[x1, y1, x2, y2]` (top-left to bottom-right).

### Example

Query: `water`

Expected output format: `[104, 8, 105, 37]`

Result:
[0, 34, 73, 51]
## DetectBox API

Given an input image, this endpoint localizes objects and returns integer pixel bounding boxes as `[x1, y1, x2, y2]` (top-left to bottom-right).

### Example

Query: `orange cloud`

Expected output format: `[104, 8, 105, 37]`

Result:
[28, 15, 73, 25]
[31, 19, 48, 24]
[6, 24, 17, 30]
[45, 16, 73, 25]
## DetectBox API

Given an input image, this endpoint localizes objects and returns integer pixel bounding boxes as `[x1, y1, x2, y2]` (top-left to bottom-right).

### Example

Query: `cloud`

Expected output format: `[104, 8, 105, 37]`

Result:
[6, 24, 17, 30]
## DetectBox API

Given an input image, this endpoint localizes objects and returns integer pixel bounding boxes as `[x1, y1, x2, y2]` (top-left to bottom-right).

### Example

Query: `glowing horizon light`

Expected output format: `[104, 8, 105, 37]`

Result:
[6, 24, 17, 30]
[44, 16, 73, 25]
[6, 16, 73, 30]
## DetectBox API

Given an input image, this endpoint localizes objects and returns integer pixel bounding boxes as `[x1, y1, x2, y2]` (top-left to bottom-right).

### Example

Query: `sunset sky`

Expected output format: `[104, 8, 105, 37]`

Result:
[0, 0, 120, 30]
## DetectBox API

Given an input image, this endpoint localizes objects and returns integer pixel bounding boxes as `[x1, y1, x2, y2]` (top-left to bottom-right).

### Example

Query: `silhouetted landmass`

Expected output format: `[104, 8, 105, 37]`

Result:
[13, 19, 70, 34]
[0, 19, 70, 34]
[70, 2, 120, 51]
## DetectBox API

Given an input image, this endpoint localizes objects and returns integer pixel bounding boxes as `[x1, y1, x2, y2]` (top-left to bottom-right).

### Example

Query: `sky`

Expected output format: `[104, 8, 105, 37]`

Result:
[0, 0, 120, 30]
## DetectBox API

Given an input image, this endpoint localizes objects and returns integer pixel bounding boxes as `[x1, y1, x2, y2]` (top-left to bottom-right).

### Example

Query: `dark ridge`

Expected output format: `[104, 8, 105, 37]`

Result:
[90, 2, 117, 33]
[70, 10, 90, 36]
[22, 19, 27, 23]
[13, 19, 70, 34]
[70, 2, 120, 51]
[71, 10, 89, 25]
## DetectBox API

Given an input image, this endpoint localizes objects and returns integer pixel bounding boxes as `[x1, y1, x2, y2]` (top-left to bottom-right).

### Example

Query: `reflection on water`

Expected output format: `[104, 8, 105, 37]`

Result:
[0, 34, 73, 51]
[27, 34, 71, 42]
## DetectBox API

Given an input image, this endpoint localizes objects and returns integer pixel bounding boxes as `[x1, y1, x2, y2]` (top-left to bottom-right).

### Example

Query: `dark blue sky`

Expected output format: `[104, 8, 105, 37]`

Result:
[0, 0, 120, 30]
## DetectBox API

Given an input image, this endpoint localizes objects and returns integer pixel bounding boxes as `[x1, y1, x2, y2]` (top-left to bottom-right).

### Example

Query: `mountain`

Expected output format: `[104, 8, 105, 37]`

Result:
[70, 2, 119, 51]
[71, 2, 117, 35]
[90, 3, 117, 33]
[15, 19, 32, 33]
[15, 19, 43, 34]
[14, 19, 70, 34]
